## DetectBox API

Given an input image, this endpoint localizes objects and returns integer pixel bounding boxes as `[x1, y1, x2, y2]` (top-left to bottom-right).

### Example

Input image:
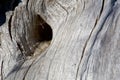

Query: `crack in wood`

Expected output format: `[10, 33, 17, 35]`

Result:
[22, 59, 35, 80]
[16, 42, 27, 61]
[82, 1, 85, 11]
[0, 32, 1, 46]
[55, 1, 69, 15]
[99, 0, 105, 19]
[75, 13, 100, 80]
[17, 42, 23, 53]
[75, 0, 117, 79]
[75, 0, 105, 79]
[5, 58, 25, 79]
[26, 0, 29, 10]
[1, 60, 3, 80]
[8, 15, 13, 41]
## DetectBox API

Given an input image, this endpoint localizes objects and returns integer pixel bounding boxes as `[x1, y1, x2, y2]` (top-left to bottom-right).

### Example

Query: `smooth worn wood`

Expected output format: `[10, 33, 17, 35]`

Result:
[0, 0, 120, 80]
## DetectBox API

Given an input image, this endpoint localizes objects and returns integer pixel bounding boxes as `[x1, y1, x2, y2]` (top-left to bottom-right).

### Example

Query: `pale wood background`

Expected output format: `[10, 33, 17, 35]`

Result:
[0, 0, 120, 80]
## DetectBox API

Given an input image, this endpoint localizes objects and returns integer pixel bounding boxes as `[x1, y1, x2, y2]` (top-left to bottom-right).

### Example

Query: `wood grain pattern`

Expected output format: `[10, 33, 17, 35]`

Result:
[0, 0, 120, 80]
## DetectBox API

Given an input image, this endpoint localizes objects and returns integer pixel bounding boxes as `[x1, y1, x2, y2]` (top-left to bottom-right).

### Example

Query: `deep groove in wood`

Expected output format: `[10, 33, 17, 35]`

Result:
[1, 60, 4, 80]
[8, 15, 13, 40]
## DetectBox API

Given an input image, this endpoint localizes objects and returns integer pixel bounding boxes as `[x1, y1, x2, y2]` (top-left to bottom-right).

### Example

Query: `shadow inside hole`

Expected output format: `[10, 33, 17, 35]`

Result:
[4, 15, 53, 78]
[0, 0, 21, 26]
[39, 23, 53, 41]
[23, 15, 53, 56]
[34, 15, 53, 42]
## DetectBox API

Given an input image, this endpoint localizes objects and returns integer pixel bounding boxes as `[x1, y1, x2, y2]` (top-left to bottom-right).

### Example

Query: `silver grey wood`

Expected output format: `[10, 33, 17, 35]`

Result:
[0, 0, 120, 80]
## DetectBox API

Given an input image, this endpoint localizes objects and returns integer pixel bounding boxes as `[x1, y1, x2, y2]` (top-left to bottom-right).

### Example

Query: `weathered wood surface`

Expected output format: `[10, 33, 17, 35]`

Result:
[0, 0, 120, 80]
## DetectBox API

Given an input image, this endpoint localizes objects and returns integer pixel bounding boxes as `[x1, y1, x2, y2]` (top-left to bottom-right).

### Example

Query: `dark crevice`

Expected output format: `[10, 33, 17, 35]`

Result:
[75, 0, 105, 78]
[81, 19, 97, 62]
[111, 0, 117, 6]
[8, 15, 13, 40]
[90, 0, 117, 49]
[91, 2, 116, 50]
[76, 0, 117, 79]
[35, 15, 53, 42]
[1, 60, 4, 80]
[5, 42, 26, 79]
[5, 14, 53, 79]
[22, 60, 35, 80]
[82, 2, 117, 78]
[75, 16, 99, 80]
[5, 60, 25, 79]
[99, 0, 105, 18]
[16, 15, 53, 57]
[0, 0, 22, 26]
[25, 15, 53, 56]
[17, 42, 24, 54]
[26, 0, 29, 11]
[5, 43, 26, 79]
[39, 23, 53, 41]
[16, 42, 27, 62]
[0, 32, 1, 46]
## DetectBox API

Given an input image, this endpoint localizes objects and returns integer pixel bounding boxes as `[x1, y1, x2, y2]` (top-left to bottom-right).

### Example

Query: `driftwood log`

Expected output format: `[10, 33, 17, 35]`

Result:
[0, 0, 120, 80]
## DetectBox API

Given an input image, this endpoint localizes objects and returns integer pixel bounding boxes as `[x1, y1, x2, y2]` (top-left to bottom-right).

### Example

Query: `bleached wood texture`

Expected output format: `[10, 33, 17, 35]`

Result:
[0, 0, 120, 80]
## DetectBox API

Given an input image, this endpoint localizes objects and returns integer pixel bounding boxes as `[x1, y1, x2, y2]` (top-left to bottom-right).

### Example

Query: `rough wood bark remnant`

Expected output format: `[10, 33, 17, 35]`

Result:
[0, 0, 120, 80]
